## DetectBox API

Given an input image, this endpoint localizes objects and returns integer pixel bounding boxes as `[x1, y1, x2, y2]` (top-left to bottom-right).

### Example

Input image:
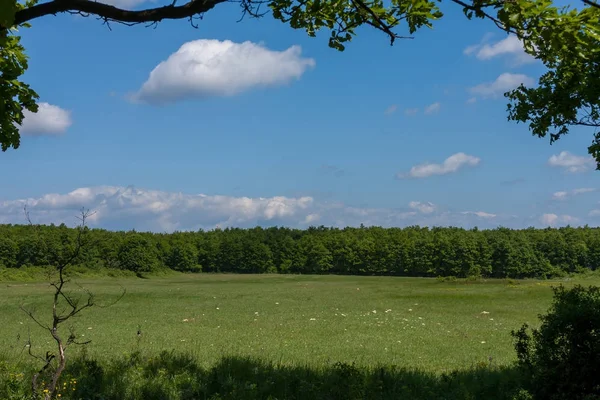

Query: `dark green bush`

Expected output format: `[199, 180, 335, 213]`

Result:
[1, 351, 526, 400]
[512, 285, 600, 400]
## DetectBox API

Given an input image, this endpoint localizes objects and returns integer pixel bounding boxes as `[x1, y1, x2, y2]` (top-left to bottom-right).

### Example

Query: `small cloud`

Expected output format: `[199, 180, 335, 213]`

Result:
[540, 213, 578, 226]
[552, 191, 569, 201]
[384, 105, 397, 115]
[541, 213, 558, 226]
[465, 35, 536, 66]
[469, 73, 534, 99]
[466, 97, 477, 104]
[424, 102, 441, 115]
[553, 187, 595, 200]
[460, 211, 497, 219]
[463, 44, 480, 56]
[304, 213, 320, 224]
[548, 151, 595, 173]
[589, 210, 600, 217]
[132, 39, 315, 104]
[404, 108, 419, 116]
[20, 102, 72, 136]
[397, 152, 481, 179]
[409, 201, 436, 214]
[574, 188, 595, 195]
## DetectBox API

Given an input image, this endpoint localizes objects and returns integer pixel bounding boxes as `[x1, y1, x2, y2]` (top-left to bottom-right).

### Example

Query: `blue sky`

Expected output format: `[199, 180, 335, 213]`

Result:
[0, 1, 598, 232]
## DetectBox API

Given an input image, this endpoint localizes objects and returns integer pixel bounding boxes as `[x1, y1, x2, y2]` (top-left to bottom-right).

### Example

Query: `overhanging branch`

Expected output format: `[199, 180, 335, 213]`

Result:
[582, 0, 600, 10]
[13, 0, 227, 26]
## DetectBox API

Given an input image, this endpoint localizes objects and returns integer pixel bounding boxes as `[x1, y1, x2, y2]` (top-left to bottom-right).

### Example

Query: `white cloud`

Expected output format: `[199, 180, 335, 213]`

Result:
[553, 187, 595, 200]
[469, 73, 534, 99]
[548, 151, 595, 173]
[304, 213, 321, 224]
[424, 102, 440, 115]
[466, 97, 477, 104]
[574, 188, 595, 195]
[409, 201, 436, 214]
[0, 186, 517, 232]
[589, 210, 600, 217]
[20, 102, 72, 136]
[463, 44, 480, 56]
[460, 211, 497, 219]
[384, 105, 397, 115]
[465, 35, 536, 66]
[404, 108, 419, 116]
[540, 213, 579, 226]
[552, 191, 569, 201]
[397, 152, 481, 179]
[132, 39, 315, 104]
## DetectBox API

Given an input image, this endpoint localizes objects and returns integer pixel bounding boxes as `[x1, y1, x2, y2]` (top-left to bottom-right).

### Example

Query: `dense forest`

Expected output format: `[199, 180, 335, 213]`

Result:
[1, 224, 599, 278]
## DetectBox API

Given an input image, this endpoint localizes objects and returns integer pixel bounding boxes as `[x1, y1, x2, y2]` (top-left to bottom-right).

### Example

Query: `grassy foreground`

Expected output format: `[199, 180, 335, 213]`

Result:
[2, 273, 599, 372]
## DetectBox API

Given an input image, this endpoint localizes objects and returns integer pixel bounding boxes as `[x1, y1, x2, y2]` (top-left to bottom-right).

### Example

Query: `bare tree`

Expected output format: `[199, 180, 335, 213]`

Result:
[19, 207, 125, 400]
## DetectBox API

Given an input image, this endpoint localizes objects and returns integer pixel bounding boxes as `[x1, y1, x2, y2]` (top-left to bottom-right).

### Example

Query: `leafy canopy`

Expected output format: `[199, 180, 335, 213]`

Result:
[0, 0, 599, 165]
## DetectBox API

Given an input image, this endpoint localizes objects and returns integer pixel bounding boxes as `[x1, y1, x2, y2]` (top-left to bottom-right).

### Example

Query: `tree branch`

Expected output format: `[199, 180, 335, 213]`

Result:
[582, 0, 600, 10]
[449, 0, 520, 36]
[13, 0, 227, 26]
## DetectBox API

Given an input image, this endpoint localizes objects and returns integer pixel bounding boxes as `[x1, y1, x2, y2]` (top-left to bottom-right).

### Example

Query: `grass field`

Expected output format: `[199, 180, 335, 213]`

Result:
[2, 273, 599, 374]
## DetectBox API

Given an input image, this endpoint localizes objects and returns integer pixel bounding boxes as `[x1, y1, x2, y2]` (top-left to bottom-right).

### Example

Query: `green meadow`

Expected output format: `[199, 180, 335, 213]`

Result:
[2, 273, 597, 372]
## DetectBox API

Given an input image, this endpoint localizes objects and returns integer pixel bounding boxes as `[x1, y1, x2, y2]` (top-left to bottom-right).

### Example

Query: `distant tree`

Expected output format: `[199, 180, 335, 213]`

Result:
[0, 236, 17, 268]
[167, 241, 201, 272]
[117, 233, 161, 273]
[1, 0, 599, 163]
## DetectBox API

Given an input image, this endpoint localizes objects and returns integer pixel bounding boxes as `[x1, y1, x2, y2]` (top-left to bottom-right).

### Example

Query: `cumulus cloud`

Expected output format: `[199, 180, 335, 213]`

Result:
[409, 201, 436, 214]
[20, 102, 72, 136]
[464, 35, 536, 66]
[397, 152, 481, 179]
[552, 187, 595, 200]
[460, 211, 497, 219]
[548, 151, 595, 173]
[0, 186, 513, 232]
[552, 191, 569, 201]
[132, 39, 315, 104]
[540, 213, 579, 227]
[469, 73, 534, 99]
[304, 213, 321, 224]
[424, 102, 441, 115]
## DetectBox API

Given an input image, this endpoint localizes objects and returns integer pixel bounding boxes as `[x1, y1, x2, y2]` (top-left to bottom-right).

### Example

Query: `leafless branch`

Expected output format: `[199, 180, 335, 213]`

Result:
[20, 305, 50, 331]
[18, 207, 122, 400]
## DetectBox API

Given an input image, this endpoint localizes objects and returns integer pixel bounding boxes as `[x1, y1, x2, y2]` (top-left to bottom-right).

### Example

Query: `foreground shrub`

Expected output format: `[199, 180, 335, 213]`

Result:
[0, 351, 526, 400]
[512, 285, 600, 400]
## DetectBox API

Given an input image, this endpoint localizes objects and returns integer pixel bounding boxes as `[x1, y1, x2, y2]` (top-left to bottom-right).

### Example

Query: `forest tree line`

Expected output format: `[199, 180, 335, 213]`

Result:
[1, 224, 599, 278]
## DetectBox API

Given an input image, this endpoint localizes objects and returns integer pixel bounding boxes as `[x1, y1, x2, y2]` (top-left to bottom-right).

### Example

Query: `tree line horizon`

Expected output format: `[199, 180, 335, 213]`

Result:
[2, 222, 599, 279]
